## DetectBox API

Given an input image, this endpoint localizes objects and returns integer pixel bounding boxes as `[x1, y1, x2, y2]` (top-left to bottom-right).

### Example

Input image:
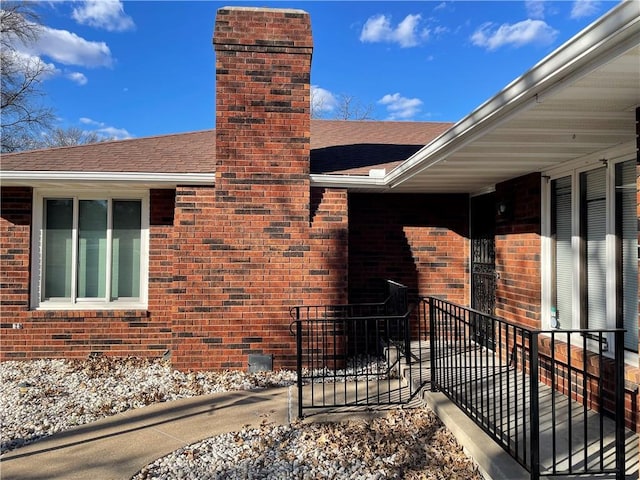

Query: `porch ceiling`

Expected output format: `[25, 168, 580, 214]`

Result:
[383, 3, 640, 194]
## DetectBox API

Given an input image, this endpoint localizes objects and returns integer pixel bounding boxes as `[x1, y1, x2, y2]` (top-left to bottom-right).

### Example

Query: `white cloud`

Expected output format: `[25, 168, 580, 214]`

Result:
[72, 0, 135, 32]
[433, 2, 448, 12]
[8, 50, 58, 78]
[6, 50, 90, 87]
[433, 25, 449, 37]
[525, 0, 546, 19]
[20, 25, 113, 68]
[77, 117, 132, 140]
[570, 0, 600, 19]
[378, 93, 423, 120]
[311, 85, 338, 115]
[360, 14, 429, 48]
[66, 72, 88, 85]
[97, 126, 132, 139]
[471, 19, 558, 51]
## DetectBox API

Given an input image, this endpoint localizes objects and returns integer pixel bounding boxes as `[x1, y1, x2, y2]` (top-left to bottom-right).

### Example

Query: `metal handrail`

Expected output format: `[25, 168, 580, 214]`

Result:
[290, 281, 428, 418]
[427, 296, 626, 480]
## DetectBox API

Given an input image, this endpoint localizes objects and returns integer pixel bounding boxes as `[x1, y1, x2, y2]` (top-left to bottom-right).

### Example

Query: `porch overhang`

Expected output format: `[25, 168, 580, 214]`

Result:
[311, 1, 639, 195]
[387, 0, 639, 194]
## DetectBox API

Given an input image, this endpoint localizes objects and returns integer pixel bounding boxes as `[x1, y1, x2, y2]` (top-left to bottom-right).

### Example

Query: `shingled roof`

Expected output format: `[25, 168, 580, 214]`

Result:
[310, 120, 452, 175]
[1, 120, 453, 176]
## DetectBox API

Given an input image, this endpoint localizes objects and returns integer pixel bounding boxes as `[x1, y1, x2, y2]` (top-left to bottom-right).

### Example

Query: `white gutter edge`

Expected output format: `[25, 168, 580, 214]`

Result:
[2, 170, 388, 190]
[309, 173, 388, 189]
[385, 0, 640, 189]
[0, 171, 216, 185]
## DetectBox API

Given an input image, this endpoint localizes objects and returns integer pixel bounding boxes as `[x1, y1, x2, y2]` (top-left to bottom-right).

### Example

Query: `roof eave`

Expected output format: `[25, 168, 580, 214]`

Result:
[385, 0, 640, 190]
[0, 171, 216, 187]
[309, 173, 389, 191]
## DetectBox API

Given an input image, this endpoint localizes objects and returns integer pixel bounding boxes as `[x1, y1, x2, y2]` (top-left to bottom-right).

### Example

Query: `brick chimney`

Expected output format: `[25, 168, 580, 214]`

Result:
[213, 7, 313, 189]
[174, 7, 312, 369]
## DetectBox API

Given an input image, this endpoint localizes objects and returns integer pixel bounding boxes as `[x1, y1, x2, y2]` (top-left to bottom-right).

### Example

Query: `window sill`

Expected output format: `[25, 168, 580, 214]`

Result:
[33, 303, 148, 312]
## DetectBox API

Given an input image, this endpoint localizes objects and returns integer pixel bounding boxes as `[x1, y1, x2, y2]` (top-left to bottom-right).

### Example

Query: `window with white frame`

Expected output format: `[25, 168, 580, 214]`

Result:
[32, 191, 149, 309]
[546, 156, 638, 354]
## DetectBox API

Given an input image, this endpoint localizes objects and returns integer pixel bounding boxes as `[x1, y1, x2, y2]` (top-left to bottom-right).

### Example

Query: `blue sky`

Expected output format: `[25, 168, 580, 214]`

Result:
[22, 0, 615, 140]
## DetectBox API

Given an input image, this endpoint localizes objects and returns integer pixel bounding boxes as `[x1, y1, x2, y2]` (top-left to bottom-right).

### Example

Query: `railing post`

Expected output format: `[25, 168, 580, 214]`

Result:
[614, 330, 625, 480]
[295, 309, 304, 419]
[529, 331, 540, 480]
[404, 310, 412, 366]
[428, 297, 437, 392]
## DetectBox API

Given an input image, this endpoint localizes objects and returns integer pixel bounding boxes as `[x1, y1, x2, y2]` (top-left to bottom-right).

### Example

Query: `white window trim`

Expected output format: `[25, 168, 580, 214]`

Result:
[541, 143, 637, 364]
[31, 188, 150, 310]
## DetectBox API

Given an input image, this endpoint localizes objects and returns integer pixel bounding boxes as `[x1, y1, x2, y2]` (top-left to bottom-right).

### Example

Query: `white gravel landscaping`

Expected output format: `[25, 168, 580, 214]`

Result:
[1, 357, 482, 479]
[0, 356, 295, 453]
[132, 409, 482, 480]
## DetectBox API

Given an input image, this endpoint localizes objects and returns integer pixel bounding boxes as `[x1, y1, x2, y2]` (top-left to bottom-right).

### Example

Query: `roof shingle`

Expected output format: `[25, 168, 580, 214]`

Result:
[1, 120, 453, 176]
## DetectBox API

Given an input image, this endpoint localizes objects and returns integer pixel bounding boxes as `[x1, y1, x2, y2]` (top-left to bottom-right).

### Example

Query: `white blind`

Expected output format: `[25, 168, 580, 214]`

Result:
[616, 160, 638, 351]
[553, 176, 573, 328]
[583, 168, 607, 331]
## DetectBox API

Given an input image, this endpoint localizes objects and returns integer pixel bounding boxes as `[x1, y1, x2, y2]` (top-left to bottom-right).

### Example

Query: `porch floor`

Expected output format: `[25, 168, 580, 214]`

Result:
[400, 341, 638, 479]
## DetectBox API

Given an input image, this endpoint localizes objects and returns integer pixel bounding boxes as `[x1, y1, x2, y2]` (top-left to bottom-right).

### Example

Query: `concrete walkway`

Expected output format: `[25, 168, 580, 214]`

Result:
[4, 374, 633, 480]
[1, 381, 509, 480]
[0, 387, 293, 480]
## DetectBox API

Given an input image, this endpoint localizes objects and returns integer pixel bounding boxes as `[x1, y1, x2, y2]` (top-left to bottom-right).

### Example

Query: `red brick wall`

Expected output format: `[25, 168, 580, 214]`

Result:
[348, 193, 469, 305]
[170, 184, 348, 371]
[0, 188, 174, 360]
[1, 186, 32, 358]
[495, 172, 542, 329]
[169, 7, 347, 370]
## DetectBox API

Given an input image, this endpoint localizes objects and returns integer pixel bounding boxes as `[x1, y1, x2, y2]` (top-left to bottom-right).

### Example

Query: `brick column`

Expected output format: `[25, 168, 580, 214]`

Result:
[171, 8, 347, 371]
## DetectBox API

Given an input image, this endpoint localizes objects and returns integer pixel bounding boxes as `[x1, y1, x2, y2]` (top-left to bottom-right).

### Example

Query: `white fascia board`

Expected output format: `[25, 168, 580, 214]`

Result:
[385, 0, 640, 189]
[6, 171, 386, 190]
[0, 171, 216, 186]
[309, 173, 389, 190]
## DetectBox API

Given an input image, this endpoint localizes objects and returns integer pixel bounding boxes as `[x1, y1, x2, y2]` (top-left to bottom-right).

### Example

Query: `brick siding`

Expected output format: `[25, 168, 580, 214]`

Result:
[170, 8, 346, 370]
[0, 187, 173, 359]
[348, 193, 469, 305]
[495, 172, 542, 329]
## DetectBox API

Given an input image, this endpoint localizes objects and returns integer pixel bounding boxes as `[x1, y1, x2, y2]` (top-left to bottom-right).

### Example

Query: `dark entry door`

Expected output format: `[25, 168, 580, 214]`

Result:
[470, 193, 496, 349]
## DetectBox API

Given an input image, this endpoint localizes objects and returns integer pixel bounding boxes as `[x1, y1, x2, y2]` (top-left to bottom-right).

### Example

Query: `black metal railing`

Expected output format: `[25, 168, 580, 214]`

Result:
[290, 281, 428, 418]
[427, 297, 626, 480]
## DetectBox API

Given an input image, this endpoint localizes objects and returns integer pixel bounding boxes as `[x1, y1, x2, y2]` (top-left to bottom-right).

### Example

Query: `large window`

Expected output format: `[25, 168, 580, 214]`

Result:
[33, 191, 148, 309]
[547, 158, 638, 354]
